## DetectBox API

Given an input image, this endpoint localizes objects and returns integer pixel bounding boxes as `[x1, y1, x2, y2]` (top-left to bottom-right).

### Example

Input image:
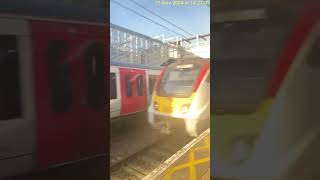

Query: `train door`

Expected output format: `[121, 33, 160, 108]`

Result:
[110, 66, 121, 119]
[32, 24, 82, 167]
[119, 68, 147, 115]
[32, 21, 107, 168]
[81, 40, 107, 157]
[0, 18, 35, 178]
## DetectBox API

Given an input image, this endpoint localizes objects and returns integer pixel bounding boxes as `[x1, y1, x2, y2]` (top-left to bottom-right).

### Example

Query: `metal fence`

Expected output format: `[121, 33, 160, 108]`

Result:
[168, 33, 210, 59]
[110, 24, 210, 65]
[110, 23, 193, 65]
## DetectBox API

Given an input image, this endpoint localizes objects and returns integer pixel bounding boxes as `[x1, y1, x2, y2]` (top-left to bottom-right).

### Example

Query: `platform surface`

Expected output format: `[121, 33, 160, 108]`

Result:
[143, 129, 210, 180]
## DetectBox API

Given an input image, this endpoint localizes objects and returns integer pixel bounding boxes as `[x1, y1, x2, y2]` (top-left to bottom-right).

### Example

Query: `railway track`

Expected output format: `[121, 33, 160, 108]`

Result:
[110, 133, 194, 180]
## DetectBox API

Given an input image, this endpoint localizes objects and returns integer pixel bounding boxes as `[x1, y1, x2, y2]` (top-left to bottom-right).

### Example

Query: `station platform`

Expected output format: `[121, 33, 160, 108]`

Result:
[143, 129, 210, 180]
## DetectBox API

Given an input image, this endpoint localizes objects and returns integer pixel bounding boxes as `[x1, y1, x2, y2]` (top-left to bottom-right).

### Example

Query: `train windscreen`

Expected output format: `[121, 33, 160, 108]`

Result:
[157, 64, 201, 98]
[212, 20, 294, 112]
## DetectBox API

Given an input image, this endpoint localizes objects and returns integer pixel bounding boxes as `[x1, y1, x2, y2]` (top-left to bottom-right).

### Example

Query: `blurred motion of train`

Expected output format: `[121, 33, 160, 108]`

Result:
[110, 62, 162, 120]
[212, 2, 320, 179]
[148, 58, 210, 137]
[0, 1, 107, 179]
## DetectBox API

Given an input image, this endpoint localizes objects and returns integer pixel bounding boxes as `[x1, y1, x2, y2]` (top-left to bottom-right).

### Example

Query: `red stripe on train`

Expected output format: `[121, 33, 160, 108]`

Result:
[193, 62, 210, 92]
[267, 7, 320, 97]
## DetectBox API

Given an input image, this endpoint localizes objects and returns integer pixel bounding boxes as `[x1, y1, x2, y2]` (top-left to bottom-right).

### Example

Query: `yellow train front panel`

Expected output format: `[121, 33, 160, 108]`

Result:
[153, 92, 195, 116]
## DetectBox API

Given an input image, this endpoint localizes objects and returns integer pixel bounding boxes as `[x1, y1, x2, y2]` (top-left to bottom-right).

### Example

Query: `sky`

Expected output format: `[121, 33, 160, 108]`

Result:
[110, 0, 210, 40]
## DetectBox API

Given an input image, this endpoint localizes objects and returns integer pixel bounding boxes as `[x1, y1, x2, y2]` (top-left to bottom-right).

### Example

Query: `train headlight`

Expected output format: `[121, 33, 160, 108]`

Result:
[228, 136, 255, 165]
[181, 104, 190, 114]
[154, 102, 159, 111]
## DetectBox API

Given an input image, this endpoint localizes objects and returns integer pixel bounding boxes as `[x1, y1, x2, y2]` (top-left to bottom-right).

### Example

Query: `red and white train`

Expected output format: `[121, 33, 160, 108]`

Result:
[110, 61, 162, 120]
[0, 1, 107, 179]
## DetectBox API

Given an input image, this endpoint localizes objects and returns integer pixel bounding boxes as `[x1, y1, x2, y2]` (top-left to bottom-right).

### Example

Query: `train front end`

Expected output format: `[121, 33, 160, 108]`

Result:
[148, 59, 210, 137]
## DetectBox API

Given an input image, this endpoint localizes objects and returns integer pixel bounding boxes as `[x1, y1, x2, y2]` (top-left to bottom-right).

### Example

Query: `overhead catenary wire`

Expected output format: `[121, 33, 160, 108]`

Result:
[126, 0, 194, 37]
[111, 0, 189, 39]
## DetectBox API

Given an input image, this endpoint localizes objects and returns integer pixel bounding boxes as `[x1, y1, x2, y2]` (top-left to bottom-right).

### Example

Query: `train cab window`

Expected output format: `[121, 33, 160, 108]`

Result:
[214, 59, 280, 112]
[307, 38, 320, 68]
[85, 42, 106, 108]
[110, 73, 117, 99]
[48, 40, 72, 113]
[158, 64, 201, 98]
[0, 35, 21, 120]
[137, 75, 143, 96]
[125, 74, 133, 97]
[212, 20, 293, 112]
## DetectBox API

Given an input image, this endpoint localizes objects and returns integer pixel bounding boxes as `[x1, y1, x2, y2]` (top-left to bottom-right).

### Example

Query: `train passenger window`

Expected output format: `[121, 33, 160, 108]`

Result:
[125, 74, 133, 97]
[47, 40, 72, 113]
[137, 75, 143, 96]
[0, 35, 21, 120]
[307, 38, 320, 68]
[110, 73, 117, 99]
[85, 42, 106, 108]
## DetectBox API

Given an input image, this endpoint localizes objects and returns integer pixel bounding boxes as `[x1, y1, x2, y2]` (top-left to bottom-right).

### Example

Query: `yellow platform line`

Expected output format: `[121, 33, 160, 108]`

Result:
[142, 129, 210, 180]
[164, 136, 210, 180]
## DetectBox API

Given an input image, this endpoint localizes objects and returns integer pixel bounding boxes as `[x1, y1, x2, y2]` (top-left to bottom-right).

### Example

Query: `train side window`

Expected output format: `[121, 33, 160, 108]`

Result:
[137, 75, 143, 96]
[125, 74, 133, 97]
[307, 38, 320, 68]
[0, 35, 21, 120]
[149, 76, 156, 95]
[110, 73, 117, 99]
[47, 40, 72, 113]
[206, 73, 210, 83]
[84, 42, 106, 108]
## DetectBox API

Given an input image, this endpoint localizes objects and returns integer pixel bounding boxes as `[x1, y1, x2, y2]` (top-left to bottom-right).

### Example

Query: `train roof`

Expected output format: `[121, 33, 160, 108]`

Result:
[0, 0, 107, 24]
[162, 58, 210, 71]
[110, 61, 162, 70]
[175, 58, 210, 65]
